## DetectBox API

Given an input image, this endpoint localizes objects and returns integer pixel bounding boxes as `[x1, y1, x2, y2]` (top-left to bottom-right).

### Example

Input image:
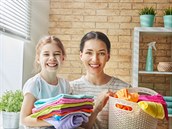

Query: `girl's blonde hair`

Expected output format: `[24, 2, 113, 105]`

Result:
[33, 35, 66, 73]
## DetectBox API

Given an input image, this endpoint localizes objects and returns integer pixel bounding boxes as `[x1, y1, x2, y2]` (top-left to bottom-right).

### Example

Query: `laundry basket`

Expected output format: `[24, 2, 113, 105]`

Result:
[109, 87, 158, 129]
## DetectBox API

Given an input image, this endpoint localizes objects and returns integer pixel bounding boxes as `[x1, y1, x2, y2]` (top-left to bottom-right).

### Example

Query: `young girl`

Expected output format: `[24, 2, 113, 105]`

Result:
[20, 36, 71, 128]
[70, 31, 130, 129]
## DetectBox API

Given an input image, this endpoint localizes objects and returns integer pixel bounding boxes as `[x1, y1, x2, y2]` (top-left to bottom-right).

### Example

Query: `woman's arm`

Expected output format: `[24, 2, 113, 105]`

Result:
[83, 90, 113, 129]
[20, 93, 52, 127]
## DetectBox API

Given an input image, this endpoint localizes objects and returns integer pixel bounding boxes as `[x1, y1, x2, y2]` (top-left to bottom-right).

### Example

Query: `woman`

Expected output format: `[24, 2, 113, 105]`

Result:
[70, 31, 130, 129]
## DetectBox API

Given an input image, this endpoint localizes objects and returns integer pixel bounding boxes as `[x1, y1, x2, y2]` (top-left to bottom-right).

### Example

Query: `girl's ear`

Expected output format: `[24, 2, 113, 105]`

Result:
[36, 58, 40, 64]
[62, 56, 65, 61]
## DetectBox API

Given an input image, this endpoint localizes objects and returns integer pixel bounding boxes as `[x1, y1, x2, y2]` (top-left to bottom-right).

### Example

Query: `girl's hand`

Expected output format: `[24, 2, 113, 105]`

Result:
[94, 90, 114, 113]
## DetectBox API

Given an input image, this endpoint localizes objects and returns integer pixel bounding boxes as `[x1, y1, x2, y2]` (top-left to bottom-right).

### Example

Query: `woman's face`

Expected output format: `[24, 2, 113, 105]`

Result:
[38, 42, 64, 74]
[80, 39, 110, 75]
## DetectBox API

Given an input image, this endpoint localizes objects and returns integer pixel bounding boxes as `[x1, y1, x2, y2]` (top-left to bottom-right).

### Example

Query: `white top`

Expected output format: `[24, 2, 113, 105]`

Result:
[23, 74, 71, 100]
[23, 74, 71, 129]
[70, 76, 130, 129]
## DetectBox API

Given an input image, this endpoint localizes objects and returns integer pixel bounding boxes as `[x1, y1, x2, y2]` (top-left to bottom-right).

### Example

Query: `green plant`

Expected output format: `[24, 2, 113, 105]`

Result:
[0, 90, 23, 112]
[164, 7, 172, 15]
[139, 7, 156, 15]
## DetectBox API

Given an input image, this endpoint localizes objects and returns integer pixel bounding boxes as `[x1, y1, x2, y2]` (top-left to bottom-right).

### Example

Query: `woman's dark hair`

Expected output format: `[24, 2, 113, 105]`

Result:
[80, 31, 111, 53]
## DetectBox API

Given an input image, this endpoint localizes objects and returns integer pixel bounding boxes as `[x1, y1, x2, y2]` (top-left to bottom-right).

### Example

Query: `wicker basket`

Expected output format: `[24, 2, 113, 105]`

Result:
[157, 62, 172, 72]
[109, 87, 158, 129]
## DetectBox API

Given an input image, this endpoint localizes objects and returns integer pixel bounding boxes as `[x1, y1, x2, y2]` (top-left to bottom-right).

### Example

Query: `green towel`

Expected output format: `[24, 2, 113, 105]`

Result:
[31, 101, 93, 118]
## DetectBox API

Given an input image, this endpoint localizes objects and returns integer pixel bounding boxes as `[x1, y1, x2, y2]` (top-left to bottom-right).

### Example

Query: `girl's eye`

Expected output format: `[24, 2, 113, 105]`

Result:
[54, 53, 61, 56]
[43, 53, 49, 56]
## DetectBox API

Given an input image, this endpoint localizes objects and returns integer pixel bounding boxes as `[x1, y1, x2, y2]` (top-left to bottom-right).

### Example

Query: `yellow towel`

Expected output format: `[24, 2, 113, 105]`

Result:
[138, 101, 165, 119]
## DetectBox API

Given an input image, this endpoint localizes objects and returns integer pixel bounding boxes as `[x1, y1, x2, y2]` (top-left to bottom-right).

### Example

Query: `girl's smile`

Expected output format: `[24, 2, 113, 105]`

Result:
[38, 43, 64, 73]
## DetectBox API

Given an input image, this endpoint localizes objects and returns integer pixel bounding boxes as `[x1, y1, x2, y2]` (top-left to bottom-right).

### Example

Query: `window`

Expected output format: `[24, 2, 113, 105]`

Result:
[0, 0, 31, 40]
[0, 0, 31, 96]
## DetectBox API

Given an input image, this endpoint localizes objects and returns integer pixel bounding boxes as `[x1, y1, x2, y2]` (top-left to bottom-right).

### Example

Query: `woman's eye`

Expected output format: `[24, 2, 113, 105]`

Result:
[99, 52, 105, 56]
[85, 52, 92, 55]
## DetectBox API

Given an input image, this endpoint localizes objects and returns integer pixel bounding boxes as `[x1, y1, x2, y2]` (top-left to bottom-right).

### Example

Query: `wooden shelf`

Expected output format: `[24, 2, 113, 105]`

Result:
[134, 27, 172, 33]
[139, 71, 172, 75]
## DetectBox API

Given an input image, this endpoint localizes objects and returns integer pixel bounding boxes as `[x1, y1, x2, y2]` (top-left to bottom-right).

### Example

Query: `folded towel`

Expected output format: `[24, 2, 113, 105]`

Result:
[168, 108, 172, 114]
[166, 102, 172, 108]
[44, 112, 88, 129]
[34, 94, 94, 108]
[163, 96, 172, 102]
[138, 101, 165, 119]
[53, 111, 90, 121]
[31, 102, 93, 118]
[38, 108, 92, 120]
[32, 98, 94, 113]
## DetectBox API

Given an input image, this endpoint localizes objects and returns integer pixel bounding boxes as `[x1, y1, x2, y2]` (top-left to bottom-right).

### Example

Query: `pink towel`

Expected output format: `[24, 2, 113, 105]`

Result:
[32, 98, 93, 113]
[139, 94, 168, 120]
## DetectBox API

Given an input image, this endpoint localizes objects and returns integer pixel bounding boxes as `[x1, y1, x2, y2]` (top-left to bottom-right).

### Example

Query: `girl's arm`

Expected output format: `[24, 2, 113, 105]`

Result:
[20, 93, 52, 127]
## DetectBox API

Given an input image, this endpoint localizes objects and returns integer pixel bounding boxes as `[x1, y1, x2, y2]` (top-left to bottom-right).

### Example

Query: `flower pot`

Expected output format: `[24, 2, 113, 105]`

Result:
[2, 111, 20, 129]
[140, 15, 155, 27]
[163, 15, 172, 28]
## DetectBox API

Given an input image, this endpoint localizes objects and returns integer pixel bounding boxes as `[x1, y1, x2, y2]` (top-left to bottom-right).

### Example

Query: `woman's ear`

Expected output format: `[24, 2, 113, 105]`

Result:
[80, 51, 83, 61]
[107, 54, 110, 62]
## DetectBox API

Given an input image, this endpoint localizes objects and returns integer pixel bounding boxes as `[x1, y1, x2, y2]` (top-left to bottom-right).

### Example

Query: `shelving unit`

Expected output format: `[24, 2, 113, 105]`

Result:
[132, 27, 172, 88]
[132, 27, 172, 129]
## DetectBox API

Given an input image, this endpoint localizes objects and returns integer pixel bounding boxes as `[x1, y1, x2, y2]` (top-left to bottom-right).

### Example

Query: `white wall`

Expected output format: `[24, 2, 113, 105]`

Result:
[22, 0, 50, 85]
[0, 0, 50, 96]
[0, 35, 24, 95]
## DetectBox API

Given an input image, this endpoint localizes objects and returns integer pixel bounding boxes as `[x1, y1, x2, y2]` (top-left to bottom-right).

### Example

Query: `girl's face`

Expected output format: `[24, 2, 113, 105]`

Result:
[37, 42, 64, 74]
[80, 39, 110, 75]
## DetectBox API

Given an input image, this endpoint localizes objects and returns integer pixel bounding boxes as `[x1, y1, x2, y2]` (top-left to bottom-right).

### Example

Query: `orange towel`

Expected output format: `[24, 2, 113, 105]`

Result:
[114, 88, 139, 102]
[38, 109, 92, 120]
[113, 88, 139, 111]
[115, 104, 132, 111]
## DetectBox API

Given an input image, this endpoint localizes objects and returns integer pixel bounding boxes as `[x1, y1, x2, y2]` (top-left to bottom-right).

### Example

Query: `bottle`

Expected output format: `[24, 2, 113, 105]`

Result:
[145, 41, 156, 71]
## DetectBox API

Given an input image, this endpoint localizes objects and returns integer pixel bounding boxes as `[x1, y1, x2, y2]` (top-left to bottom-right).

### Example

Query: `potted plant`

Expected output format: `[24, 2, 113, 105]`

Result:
[139, 7, 156, 27]
[163, 7, 172, 28]
[0, 90, 23, 129]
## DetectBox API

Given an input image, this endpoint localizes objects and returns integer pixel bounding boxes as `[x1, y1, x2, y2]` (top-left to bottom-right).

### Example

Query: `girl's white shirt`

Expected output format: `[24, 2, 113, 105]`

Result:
[23, 74, 71, 100]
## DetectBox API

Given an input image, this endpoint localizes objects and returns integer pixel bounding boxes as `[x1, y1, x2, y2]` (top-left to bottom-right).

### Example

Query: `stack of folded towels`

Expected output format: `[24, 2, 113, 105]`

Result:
[163, 96, 172, 116]
[31, 94, 94, 129]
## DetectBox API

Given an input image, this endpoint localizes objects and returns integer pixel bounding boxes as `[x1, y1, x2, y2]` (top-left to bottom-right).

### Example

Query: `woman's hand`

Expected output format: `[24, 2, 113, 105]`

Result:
[94, 90, 114, 113]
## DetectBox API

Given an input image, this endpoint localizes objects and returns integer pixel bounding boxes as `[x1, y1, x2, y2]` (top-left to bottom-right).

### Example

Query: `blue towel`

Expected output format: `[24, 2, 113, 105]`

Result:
[163, 96, 172, 102]
[167, 108, 172, 114]
[166, 102, 172, 108]
[34, 94, 94, 108]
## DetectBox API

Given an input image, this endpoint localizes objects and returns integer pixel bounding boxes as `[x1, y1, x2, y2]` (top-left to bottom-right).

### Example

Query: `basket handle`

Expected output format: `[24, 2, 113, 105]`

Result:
[128, 87, 158, 95]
